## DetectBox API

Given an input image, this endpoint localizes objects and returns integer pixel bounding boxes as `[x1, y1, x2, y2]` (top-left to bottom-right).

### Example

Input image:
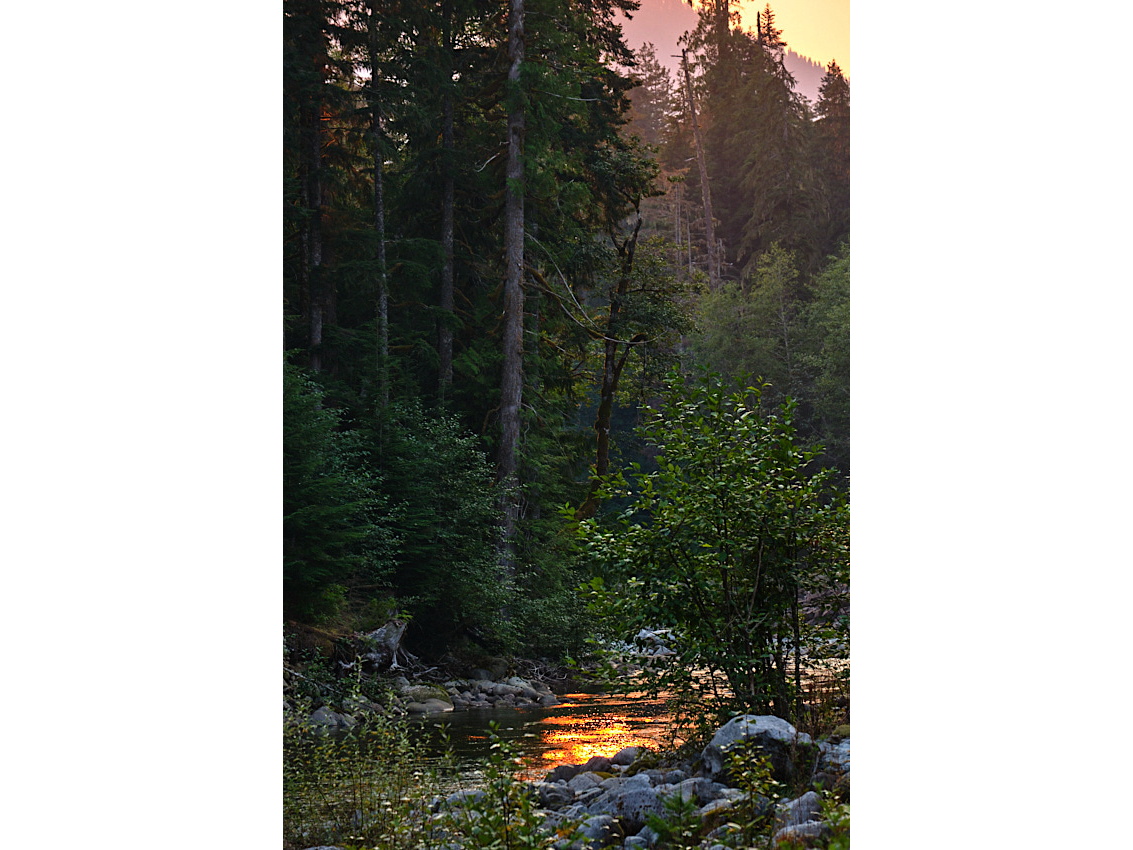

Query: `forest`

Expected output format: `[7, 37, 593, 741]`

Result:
[284, 0, 848, 725]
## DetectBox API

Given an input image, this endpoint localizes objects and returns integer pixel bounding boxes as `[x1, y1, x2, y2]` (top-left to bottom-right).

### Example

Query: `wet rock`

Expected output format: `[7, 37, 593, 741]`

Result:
[582, 755, 613, 773]
[532, 781, 576, 810]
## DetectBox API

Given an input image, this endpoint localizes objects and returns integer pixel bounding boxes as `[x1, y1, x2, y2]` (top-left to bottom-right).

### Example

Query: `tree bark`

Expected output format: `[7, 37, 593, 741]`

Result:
[368, 5, 389, 407]
[575, 217, 642, 520]
[438, 0, 456, 397]
[498, 0, 525, 572]
[680, 49, 719, 290]
[302, 99, 325, 371]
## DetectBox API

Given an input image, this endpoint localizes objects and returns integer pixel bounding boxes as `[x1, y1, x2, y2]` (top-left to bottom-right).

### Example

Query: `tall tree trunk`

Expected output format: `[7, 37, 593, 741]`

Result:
[368, 6, 389, 407]
[680, 49, 719, 290]
[438, 0, 456, 398]
[498, 0, 525, 572]
[575, 217, 642, 521]
[302, 100, 325, 371]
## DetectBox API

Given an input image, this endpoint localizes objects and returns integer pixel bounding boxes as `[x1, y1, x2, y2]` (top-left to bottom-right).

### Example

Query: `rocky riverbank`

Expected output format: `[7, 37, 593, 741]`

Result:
[297, 714, 850, 849]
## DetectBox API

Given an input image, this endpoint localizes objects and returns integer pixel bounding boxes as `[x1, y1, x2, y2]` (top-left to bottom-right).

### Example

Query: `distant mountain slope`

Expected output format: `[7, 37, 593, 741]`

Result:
[619, 0, 834, 106]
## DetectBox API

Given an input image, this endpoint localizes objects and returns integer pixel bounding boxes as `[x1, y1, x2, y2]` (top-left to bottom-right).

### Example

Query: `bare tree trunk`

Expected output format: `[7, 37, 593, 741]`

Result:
[575, 217, 642, 521]
[368, 6, 389, 407]
[498, 0, 525, 572]
[438, 0, 456, 397]
[680, 49, 719, 290]
[302, 100, 325, 371]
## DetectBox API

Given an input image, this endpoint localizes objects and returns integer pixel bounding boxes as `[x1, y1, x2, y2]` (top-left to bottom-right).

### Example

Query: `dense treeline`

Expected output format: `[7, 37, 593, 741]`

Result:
[283, 0, 849, 683]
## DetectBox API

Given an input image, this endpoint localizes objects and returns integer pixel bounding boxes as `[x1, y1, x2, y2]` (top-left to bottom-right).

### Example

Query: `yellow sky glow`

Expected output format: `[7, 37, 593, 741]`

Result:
[735, 0, 849, 77]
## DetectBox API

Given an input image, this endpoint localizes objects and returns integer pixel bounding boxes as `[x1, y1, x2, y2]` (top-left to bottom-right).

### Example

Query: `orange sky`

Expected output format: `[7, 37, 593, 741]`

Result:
[735, 0, 849, 76]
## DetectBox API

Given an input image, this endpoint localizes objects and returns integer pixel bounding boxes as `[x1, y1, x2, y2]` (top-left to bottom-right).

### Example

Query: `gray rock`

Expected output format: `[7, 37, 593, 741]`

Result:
[623, 837, 650, 849]
[583, 755, 614, 773]
[470, 668, 494, 681]
[405, 697, 453, 713]
[575, 814, 623, 848]
[771, 821, 831, 847]
[568, 771, 603, 794]
[701, 715, 815, 784]
[664, 777, 722, 806]
[445, 788, 487, 808]
[547, 763, 581, 783]
[307, 706, 352, 729]
[611, 746, 641, 766]
[586, 774, 666, 834]
[775, 791, 822, 829]
[817, 738, 850, 774]
[539, 693, 560, 707]
[533, 781, 576, 810]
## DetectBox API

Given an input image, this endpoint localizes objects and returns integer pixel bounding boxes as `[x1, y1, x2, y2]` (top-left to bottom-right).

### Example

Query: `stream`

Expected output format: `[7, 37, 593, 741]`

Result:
[409, 690, 679, 781]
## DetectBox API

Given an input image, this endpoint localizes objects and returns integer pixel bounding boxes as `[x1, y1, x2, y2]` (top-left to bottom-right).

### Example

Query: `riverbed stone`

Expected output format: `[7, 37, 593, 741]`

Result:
[701, 715, 814, 784]
[611, 746, 640, 766]
[548, 763, 581, 783]
[775, 791, 822, 829]
[583, 755, 614, 773]
[532, 781, 576, 810]
[568, 771, 603, 793]
[817, 738, 850, 774]
[771, 821, 831, 847]
[405, 698, 454, 713]
[539, 693, 559, 707]
[575, 814, 623, 848]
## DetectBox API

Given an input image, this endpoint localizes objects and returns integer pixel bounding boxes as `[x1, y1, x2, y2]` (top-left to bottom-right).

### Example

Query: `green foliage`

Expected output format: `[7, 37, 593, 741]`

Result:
[282, 717, 445, 849]
[577, 369, 849, 722]
[367, 401, 509, 652]
[284, 362, 397, 622]
[442, 724, 580, 849]
[645, 790, 703, 849]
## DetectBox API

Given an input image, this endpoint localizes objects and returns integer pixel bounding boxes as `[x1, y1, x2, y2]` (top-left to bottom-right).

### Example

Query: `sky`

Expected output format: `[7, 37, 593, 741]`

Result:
[735, 0, 849, 76]
[620, 0, 849, 80]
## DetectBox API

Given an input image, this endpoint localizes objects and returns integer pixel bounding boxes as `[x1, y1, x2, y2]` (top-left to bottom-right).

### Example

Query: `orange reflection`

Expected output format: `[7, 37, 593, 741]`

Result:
[515, 708, 668, 780]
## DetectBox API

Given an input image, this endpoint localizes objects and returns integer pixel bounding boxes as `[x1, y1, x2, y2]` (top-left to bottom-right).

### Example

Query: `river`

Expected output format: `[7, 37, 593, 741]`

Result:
[408, 690, 680, 781]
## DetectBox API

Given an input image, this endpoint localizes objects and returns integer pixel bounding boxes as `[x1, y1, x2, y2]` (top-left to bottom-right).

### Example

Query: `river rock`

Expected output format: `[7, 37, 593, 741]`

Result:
[582, 755, 613, 773]
[611, 746, 640, 766]
[405, 698, 454, 713]
[771, 821, 831, 847]
[568, 771, 602, 794]
[665, 776, 723, 806]
[586, 773, 667, 833]
[307, 706, 354, 729]
[547, 763, 581, 783]
[531, 781, 575, 810]
[775, 791, 822, 829]
[575, 813, 623, 848]
[817, 737, 850, 774]
[701, 715, 814, 784]
[539, 693, 559, 706]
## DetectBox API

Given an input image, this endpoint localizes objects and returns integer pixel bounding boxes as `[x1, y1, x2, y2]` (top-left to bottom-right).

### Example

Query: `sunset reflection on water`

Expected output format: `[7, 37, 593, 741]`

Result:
[513, 692, 677, 780]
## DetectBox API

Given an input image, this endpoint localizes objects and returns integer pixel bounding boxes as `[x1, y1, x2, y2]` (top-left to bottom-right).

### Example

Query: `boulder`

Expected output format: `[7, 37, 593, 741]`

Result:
[405, 698, 454, 713]
[307, 706, 354, 729]
[817, 737, 850, 774]
[532, 781, 576, 810]
[775, 791, 822, 830]
[575, 813, 623, 848]
[771, 821, 831, 847]
[701, 715, 815, 784]
[611, 746, 641, 766]
[546, 763, 581, 783]
[582, 755, 613, 773]
[568, 771, 603, 794]
[585, 773, 670, 834]
[538, 693, 559, 707]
